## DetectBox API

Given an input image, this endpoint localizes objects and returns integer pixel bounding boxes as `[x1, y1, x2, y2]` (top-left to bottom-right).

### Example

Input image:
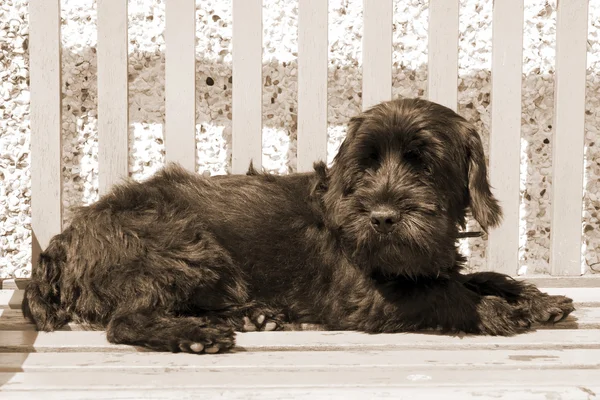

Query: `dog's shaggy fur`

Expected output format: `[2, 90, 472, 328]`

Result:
[23, 98, 574, 354]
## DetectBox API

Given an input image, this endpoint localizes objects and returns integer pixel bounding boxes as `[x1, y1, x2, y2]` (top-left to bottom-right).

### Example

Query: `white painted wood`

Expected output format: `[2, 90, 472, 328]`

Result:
[297, 0, 328, 172]
[2, 388, 600, 400]
[487, 0, 524, 275]
[362, 0, 392, 109]
[0, 290, 23, 309]
[165, 0, 196, 171]
[29, 0, 62, 260]
[232, 0, 262, 174]
[2, 369, 600, 391]
[551, 0, 589, 276]
[2, 349, 600, 372]
[4, 306, 597, 331]
[427, 0, 459, 110]
[97, 0, 129, 194]
[517, 275, 600, 288]
[3, 329, 600, 353]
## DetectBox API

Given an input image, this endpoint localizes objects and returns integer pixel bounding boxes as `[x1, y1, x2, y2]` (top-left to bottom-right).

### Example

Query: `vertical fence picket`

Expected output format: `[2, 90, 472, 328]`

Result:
[362, 0, 392, 110]
[165, 0, 196, 171]
[232, 0, 262, 174]
[297, 0, 328, 172]
[29, 0, 62, 261]
[551, 0, 589, 276]
[428, 0, 459, 111]
[487, 0, 524, 275]
[97, 0, 129, 194]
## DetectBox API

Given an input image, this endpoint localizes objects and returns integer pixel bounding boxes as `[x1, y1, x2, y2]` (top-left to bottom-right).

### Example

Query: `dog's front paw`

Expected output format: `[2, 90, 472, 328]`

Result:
[475, 296, 531, 336]
[241, 308, 286, 332]
[175, 322, 235, 354]
[526, 294, 575, 324]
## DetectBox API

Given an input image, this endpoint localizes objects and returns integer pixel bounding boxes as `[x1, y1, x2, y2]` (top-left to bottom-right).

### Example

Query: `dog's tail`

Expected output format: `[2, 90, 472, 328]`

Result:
[22, 234, 71, 331]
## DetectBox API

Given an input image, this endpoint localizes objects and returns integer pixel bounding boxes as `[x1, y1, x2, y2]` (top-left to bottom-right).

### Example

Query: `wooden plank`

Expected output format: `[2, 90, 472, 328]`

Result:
[550, 0, 589, 276]
[231, 0, 262, 174]
[29, 0, 62, 262]
[486, 0, 524, 275]
[2, 348, 600, 372]
[297, 0, 328, 172]
[0, 291, 23, 310]
[3, 307, 597, 332]
[2, 329, 600, 353]
[3, 306, 599, 332]
[427, 0, 459, 110]
[165, 0, 196, 171]
[2, 369, 600, 391]
[362, 0, 392, 109]
[517, 275, 600, 288]
[2, 387, 600, 400]
[97, 0, 129, 194]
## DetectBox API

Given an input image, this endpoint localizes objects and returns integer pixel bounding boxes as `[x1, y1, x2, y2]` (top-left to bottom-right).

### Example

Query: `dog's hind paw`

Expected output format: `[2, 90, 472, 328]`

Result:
[526, 294, 575, 324]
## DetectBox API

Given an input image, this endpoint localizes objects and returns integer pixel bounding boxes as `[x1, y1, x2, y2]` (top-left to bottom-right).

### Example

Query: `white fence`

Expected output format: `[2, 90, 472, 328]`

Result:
[28, 0, 590, 276]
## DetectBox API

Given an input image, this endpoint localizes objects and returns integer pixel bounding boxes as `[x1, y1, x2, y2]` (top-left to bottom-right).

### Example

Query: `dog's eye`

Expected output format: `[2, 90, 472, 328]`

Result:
[403, 149, 421, 162]
[368, 151, 379, 162]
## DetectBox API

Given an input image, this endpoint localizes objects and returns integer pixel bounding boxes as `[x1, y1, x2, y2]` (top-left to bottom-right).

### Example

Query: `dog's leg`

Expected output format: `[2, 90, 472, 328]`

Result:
[460, 272, 575, 324]
[318, 267, 551, 336]
[205, 302, 287, 332]
[106, 309, 235, 354]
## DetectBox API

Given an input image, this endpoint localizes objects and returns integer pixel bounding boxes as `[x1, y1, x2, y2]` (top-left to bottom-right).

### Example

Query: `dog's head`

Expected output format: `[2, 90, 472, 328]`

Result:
[319, 98, 502, 278]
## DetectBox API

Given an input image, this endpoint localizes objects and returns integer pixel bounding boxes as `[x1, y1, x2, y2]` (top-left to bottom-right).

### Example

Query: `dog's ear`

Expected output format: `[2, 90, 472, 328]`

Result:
[464, 125, 502, 231]
[327, 115, 365, 195]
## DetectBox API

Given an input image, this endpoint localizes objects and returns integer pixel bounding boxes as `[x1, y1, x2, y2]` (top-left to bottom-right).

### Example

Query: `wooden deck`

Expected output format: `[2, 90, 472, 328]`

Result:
[1, 278, 599, 399]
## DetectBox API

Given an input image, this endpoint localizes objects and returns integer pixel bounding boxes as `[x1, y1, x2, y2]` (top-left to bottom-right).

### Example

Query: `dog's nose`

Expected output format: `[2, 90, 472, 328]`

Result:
[370, 209, 397, 234]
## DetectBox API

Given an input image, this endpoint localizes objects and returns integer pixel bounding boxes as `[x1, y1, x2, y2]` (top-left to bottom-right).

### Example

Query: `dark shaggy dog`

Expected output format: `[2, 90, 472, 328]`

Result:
[23, 98, 574, 354]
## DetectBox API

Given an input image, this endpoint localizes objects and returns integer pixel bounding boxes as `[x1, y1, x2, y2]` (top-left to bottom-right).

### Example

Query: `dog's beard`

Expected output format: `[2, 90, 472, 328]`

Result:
[334, 192, 454, 279]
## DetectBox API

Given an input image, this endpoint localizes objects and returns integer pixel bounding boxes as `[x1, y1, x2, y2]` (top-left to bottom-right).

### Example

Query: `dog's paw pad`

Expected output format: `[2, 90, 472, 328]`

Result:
[243, 310, 285, 332]
[264, 321, 278, 331]
[190, 343, 205, 353]
[242, 316, 257, 332]
[204, 346, 220, 354]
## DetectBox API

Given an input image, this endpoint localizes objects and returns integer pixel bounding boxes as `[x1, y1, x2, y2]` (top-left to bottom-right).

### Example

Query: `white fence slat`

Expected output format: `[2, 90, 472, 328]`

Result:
[29, 0, 62, 258]
[232, 0, 262, 174]
[297, 0, 328, 172]
[97, 0, 129, 194]
[362, 0, 392, 110]
[165, 0, 196, 171]
[551, 0, 589, 276]
[427, 0, 459, 111]
[487, 0, 524, 275]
